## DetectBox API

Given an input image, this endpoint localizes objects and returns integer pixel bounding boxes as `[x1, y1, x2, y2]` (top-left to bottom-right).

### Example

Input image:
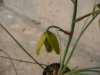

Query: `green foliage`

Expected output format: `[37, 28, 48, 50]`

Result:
[97, 4, 100, 9]
[47, 31, 60, 55]
[44, 38, 53, 52]
[36, 1, 100, 75]
[36, 31, 60, 55]
[63, 67, 100, 75]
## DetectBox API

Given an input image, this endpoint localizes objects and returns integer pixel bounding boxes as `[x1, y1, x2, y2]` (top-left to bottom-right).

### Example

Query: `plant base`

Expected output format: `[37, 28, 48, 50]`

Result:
[43, 63, 70, 75]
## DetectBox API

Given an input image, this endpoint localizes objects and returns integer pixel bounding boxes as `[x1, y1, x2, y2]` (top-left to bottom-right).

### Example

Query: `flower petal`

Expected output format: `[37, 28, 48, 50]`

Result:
[36, 32, 47, 55]
[47, 31, 60, 55]
[44, 38, 53, 52]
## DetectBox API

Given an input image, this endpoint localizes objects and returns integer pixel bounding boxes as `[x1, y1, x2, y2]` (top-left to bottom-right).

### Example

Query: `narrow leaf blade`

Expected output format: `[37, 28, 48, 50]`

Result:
[47, 31, 60, 55]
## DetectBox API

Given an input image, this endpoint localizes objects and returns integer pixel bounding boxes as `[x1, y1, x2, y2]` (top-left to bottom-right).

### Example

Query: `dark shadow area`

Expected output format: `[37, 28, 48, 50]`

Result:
[0, 0, 3, 4]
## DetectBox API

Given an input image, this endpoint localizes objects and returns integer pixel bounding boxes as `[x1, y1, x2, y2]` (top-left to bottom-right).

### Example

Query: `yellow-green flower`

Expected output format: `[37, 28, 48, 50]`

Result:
[36, 31, 60, 55]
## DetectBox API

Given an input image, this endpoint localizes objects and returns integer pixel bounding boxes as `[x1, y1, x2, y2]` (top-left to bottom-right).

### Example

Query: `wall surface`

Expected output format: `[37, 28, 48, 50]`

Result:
[3, 0, 100, 26]
[0, 0, 3, 3]
[3, 0, 100, 69]
[3, 0, 39, 20]
[3, 0, 100, 51]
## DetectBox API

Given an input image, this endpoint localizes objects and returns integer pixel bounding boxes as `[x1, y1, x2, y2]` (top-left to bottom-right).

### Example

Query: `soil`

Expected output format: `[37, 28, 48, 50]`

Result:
[43, 63, 70, 75]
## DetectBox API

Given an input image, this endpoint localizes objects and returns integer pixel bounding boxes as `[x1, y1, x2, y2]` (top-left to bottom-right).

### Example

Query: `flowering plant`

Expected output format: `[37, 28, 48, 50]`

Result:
[36, 0, 100, 75]
[0, 0, 100, 75]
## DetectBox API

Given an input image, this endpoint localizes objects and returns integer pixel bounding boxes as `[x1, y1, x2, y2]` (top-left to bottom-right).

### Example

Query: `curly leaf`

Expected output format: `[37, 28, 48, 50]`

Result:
[36, 32, 47, 55]
[44, 38, 53, 52]
[47, 31, 60, 55]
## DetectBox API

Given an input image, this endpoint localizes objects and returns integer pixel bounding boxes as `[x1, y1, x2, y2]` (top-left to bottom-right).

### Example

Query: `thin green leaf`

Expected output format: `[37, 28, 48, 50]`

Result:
[47, 31, 60, 55]
[76, 73, 90, 75]
[92, 2, 96, 17]
[44, 38, 53, 52]
[63, 70, 77, 75]
[63, 67, 78, 75]
[64, 67, 100, 75]
[83, 67, 100, 70]
[36, 32, 47, 55]
[63, 70, 90, 75]
[75, 67, 100, 74]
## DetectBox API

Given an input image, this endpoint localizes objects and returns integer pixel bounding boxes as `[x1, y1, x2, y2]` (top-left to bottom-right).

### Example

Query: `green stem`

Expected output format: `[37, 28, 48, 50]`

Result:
[62, 14, 98, 74]
[75, 10, 100, 22]
[0, 55, 47, 66]
[47, 25, 63, 31]
[80, 16, 90, 33]
[47, 25, 71, 36]
[59, 0, 78, 74]
[0, 23, 45, 70]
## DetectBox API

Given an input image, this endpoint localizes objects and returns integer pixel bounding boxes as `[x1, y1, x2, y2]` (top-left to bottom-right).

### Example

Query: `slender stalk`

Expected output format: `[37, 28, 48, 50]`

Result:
[0, 55, 47, 66]
[0, 49, 18, 75]
[62, 14, 98, 74]
[75, 10, 100, 22]
[47, 25, 62, 31]
[80, 16, 90, 33]
[47, 25, 71, 35]
[56, 31, 62, 64]
[59, 0, 78, 74]
[0, 23, 45, 70]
